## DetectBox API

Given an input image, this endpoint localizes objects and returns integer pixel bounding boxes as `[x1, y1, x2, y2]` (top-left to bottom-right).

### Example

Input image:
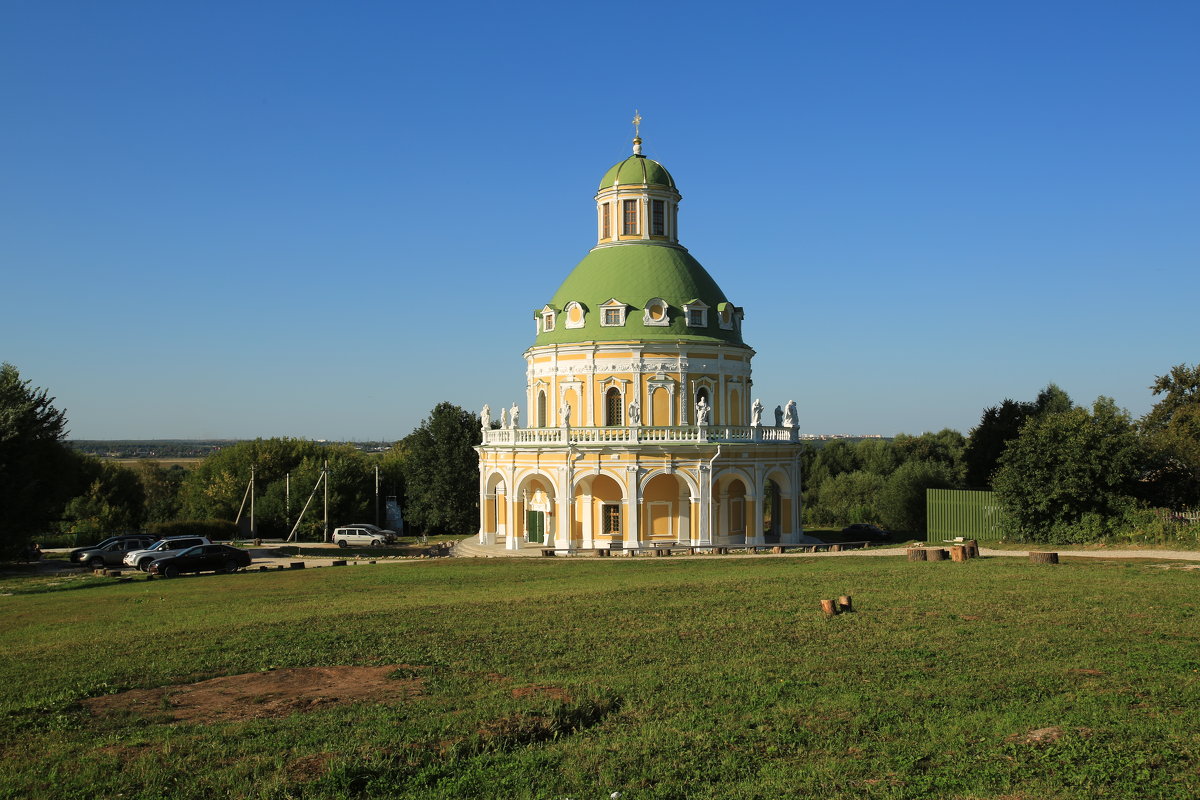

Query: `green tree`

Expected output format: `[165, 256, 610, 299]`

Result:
[0, 363, 72, 556]
[180, 438, 378, 539]
[993, 397, 1143, 542]
[398, 403, 481, 535]
[891, 429, 966, 484]
[60, 458, 146, 536]
[134, 461, 186, 523]
[809, 470, 885, 526]
[963, 383, 1073, 488]
[877, 460, 955, 533]
[1141, 363, 1200, 508]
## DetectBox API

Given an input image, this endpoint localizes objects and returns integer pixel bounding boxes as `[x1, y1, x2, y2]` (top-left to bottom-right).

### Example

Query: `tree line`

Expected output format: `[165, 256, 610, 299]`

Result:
[0, 362, 480, 557]
[2, 360, 1198, 557]
[801, 369, 1200, 543]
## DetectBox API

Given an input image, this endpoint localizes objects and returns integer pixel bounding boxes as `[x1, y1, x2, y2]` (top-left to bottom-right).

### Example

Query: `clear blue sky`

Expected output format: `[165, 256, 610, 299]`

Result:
[2, 1, 1197, 440]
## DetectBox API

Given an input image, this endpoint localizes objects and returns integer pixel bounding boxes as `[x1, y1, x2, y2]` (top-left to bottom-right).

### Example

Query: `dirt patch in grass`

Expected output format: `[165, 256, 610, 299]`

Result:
[1006, 726, 1093, 746]
[82, 665, 423, 724]
[511, 684, 573, 702]
[286, 752, 334, 781]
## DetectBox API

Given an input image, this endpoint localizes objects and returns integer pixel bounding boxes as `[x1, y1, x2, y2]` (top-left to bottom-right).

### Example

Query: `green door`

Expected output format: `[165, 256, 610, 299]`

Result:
[526, 510, 545, 544]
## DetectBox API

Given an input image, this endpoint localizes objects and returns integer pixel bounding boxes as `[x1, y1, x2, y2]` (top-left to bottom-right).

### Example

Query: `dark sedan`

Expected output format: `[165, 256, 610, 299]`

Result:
[147, 544, 252, 578]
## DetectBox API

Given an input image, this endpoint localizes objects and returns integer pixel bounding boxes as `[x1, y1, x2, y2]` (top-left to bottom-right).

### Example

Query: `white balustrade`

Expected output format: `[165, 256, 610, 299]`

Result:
[481, 425, 800, 446]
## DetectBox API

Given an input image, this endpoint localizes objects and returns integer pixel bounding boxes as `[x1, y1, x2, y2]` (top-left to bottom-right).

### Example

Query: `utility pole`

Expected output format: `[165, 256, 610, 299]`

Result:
[249, 464, 256, 539]
[323, 459, 330, 543]
[375, 465, 381, 528]
[285, 472, 291, 530]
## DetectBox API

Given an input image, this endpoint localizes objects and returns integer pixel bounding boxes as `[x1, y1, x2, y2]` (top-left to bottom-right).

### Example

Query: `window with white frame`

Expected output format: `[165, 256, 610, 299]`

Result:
[601, 304, 626, 326]
[542, 310, 555, 332]
[684, 302, 708, 327]
[651, 199, 665, 236]
[622, 199, 639, 236]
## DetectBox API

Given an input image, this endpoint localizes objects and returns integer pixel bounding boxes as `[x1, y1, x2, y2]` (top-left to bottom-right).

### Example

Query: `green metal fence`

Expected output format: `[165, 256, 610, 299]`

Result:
[926, 489, 1006, 541]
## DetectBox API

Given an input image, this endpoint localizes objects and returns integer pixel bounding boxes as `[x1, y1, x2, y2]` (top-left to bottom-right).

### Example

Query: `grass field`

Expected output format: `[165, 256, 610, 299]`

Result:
[1, 556, 1197, 799]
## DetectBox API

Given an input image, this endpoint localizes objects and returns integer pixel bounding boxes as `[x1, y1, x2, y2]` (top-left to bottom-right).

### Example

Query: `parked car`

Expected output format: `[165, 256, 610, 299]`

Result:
[332, 525, 394, 547]
[148, 544, 252, 578]
[841, 524, 893, 543]
[123, 536, 211, 571]
[69, 534, 156, 564]
[74, 536, 159, 569]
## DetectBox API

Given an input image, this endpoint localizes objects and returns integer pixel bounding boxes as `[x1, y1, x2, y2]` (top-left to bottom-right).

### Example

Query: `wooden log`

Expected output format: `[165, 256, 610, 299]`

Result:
[831, 544, 843, 552]
[289, 562, 305, 569]
[837, 595, 853, 613]
[927, 548, 949, 561]
[331, 560, 347, 567]
[716, 546, 728, 555]
[964, 539, 979, 558]
[771, 546, 784, 554]
[950, 545, 968, 562]
[907, 548, 928, 561]
[820, 598, 839, 616]
[1029, 551, 1059, 564]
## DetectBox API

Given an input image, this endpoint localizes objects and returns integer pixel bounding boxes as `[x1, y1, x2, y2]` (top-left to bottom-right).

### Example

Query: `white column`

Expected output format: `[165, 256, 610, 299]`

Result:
[697, 464, 712, 544]
[582, 492, 594, 549]
[749, 464, 765, 545]
[624, 466, 640, 548]
[679, 489, 692, 545]
[506, 489, 524, 550]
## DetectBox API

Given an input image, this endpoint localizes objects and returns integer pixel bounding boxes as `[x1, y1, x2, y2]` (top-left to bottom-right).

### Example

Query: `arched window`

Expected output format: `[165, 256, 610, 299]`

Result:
[696, 387, 709, 406]
[605, 388, 623, 426]
[536, 390, 547, 428]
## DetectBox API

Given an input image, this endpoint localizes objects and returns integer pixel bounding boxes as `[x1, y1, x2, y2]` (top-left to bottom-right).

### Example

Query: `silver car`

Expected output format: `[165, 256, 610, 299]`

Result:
[123, 536, 211, 571]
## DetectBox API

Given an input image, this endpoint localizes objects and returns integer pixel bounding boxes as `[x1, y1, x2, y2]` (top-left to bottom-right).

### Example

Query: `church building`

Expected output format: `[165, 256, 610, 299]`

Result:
[477, 124, 803, 551]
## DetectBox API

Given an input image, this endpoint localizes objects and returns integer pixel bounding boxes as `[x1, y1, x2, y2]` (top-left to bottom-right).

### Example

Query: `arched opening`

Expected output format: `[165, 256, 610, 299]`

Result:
[696, 386, 709, 406]
[651, 385, 671, 426]
[575, 473, 623, 545]
[763, 477, 782, 543]
[562, 388, 578, 427]
[536, 390, 547, 428]
[642, 473, 691, 543]
[726, 478, 747, 543]
[520, 477, 554, 544]
[605, 387, 623, 426]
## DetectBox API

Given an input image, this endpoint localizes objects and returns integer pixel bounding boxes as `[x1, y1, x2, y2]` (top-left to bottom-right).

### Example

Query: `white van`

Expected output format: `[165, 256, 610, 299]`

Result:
[331, 525, 395, 548]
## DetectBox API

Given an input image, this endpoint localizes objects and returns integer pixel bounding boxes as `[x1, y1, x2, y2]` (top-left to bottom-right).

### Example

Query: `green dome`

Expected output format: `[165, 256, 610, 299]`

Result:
[598, 155, 676, 191]
[535, 244, 744, 346]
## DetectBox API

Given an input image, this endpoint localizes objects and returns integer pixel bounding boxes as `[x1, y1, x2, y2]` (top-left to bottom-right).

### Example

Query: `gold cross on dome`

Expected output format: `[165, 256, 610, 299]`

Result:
[632, 110, 643, 137]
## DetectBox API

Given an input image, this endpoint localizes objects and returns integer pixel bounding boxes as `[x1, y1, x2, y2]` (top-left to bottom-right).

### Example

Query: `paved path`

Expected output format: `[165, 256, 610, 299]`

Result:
[452, 537, 1200, 562]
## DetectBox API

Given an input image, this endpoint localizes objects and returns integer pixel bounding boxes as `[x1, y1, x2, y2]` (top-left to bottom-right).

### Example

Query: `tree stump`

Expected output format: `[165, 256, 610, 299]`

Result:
[831, 544, 843, 552]
[837, 595, 853, 613]
[950, 545, 968, 562]
[927, 548, 949, 561]
[332, 560, 347, 567]
[907, 548, 928, 561]
[716, 547, 728, 555]
[820, 599, 839, 616]
[964, 539, 979, 558]
[289, 562, 305, 569]
[771, 546, 784, 554]
[1030, 552, 1059, 564]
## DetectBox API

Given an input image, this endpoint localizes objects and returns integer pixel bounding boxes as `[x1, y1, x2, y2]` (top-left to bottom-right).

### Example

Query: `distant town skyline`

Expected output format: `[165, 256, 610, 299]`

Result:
[3, 2, 1197, 440]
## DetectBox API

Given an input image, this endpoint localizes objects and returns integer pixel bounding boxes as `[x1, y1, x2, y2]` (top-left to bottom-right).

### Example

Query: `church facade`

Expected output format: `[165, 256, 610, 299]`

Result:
[477, 131, 803, 551]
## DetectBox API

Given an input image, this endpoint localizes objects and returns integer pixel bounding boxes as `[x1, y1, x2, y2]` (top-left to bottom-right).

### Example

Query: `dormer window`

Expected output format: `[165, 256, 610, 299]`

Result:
[642, 298, 670, 327]
[539, 304, 558, 333]
[683, 299, 709, 328]
[564, 301, 586, 329]
[718, 302, 736, 330]
[600, 299, 628, 327]
[622, 199, 639, 236]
